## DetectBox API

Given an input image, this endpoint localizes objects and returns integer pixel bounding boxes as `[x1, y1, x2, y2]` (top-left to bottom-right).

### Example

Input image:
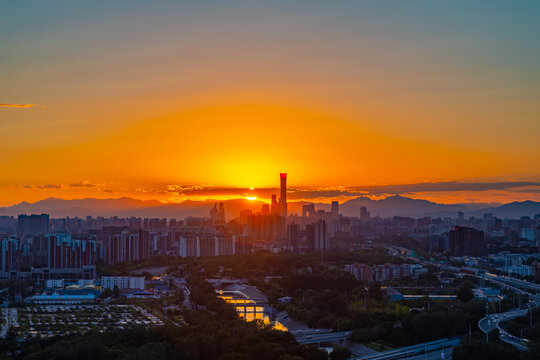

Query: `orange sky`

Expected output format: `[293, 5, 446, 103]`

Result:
[1, 2, 539, 206]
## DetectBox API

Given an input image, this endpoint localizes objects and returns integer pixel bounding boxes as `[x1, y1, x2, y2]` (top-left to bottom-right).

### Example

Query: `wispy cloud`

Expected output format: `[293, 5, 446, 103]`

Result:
[37, 184, 61, 189]
[346, 181, 540, 195]
[0, 103, 36, 108]
[69, 181, 97, 188]
[163, 181, 540, 202]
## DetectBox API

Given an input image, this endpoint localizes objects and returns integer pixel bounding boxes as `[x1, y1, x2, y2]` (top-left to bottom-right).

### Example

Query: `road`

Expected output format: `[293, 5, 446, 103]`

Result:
[477, 309, 528, 334]
[483, 273, 540, 293]
[478, 309, 530, 351]
[295, 331, 352, 345]
[353, 337, 461, 360]
[387, 245, 540, 352]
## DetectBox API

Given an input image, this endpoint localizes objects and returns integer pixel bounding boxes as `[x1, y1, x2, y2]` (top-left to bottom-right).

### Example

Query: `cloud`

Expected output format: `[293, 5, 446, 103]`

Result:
[0, 103, 36, 108]
[69, 181, 97, 188]
[347, 181, 540, 195]
[37, 184, 61, 189]
[163, 181, 540, 202]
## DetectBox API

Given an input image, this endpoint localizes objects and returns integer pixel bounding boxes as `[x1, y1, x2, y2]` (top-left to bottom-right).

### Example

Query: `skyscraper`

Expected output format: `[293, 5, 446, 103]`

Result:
[287, 223, 299, 251]
[17, 214, 50, 235]
[0, 238, 19, 273]
[331, 201, 339, 218]
[271, 195, 279, 215]
[450, 227, 485, 256]
[314, 219, 328, 251]
[360, 207, 370, 222]
[218, 202, 225, 222]
[279, 173, 287, 217]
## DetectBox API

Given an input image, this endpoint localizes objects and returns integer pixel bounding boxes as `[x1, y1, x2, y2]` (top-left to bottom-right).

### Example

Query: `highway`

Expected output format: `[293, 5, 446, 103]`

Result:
[295, 331, 352, 345]
[390, 245, 539, 351]
[478, 309, 530, 351]
[388, 245, 539, 352]
[482, 273, 540, 298]
[352, 337, 461, 360]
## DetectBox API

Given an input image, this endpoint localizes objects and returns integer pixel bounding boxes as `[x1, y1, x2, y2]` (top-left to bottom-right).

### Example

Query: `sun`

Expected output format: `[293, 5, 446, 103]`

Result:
[246, 196, 257, 201]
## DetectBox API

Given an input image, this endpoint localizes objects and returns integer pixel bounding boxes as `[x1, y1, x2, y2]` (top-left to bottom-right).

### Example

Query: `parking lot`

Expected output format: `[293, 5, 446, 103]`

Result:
[11, 304, 164, 340]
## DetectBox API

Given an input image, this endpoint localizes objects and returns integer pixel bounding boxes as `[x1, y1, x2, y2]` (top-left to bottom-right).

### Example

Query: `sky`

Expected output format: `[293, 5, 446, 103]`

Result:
[1, 1, 539, 206]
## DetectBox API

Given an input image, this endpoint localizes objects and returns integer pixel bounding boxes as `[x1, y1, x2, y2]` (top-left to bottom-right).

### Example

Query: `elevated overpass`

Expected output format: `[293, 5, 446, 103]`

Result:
[353, 337, 461, 360]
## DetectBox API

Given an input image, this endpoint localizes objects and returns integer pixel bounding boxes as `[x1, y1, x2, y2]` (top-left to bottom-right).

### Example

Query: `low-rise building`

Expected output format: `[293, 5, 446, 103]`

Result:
[29, 291, 96, 304]
[102, 276, 145, 290]
[46, 279, 65, 289]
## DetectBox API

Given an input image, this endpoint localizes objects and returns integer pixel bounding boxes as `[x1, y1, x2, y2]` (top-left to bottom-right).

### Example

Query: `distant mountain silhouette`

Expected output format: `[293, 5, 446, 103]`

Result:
[0, 196, 538, 219]
[339, 195, 465, 217]
[0, 197, 265, 220]
[467, 200, 540, 219]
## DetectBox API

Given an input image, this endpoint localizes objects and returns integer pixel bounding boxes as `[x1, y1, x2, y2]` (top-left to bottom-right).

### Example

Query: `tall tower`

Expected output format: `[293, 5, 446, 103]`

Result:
[279, 173, 287, 217]
[271, 195, 279, 215]
[331, 201, 339, 218]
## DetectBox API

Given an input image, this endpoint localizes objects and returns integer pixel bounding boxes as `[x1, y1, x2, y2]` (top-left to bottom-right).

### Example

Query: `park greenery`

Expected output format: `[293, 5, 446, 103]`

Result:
[101, 250, 488, 348]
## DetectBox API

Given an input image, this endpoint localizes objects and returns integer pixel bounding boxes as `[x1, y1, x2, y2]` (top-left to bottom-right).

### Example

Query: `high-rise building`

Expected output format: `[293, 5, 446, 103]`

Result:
[0, 238, 19, 273]
[287, 223, 299, 251]
[360, 207, 370, 222]
[279, 173, 287, 217]
[218, 203, 225, 222]
[47, 234, 97, 269]
[302, 204, 315, 218]
[331, 201, 339, 218]
[457, 211, 465, 226]
[306, 223, 315, 251]
[209, 203, 225, 223]
[449, 227, 485, 256]
[105, 231, 149, 264]
[314, 219, 328, 251]
[17, 214, 50, 235]
[247, 214, 284, 240]
[271, 195, 279, 215]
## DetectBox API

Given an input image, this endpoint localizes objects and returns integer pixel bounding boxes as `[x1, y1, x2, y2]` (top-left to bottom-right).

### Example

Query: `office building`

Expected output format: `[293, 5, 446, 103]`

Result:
[314, 219, 328, 251]
[450, 227, 486, 256]
[105, 230, 150, 265]
[0, 238, 19, 273]
[287, 223, 299, 251]
[17, 214, 50, 235]
[47, 234, 97, 270]
[279, 173, 287, 217]
[331, 201, 339, 219]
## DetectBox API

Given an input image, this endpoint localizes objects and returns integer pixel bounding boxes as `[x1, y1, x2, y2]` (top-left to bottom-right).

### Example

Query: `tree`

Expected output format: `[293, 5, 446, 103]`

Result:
[457, 286, 474, 302]
[113, 285, 120, 298]
[330, 347, 352, 360]
[100, 288, 113, 299]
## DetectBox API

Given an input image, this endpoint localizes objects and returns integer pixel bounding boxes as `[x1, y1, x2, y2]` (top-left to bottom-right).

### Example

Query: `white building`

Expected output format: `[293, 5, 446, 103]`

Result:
[77, 279, 95, 287]
[101, 276, 145, 290]
[30, 291, 95, 304]
[504, 265, 532, 277]
[46, 279, 65, 289]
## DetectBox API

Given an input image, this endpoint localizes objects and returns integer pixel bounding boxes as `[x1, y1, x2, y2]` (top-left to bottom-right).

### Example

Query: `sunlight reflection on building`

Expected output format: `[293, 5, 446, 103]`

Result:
[218, 291, 287, 332]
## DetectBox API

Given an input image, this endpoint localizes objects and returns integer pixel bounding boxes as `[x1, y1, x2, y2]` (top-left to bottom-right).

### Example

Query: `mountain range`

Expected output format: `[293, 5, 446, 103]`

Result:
[0, 196, 539, 220]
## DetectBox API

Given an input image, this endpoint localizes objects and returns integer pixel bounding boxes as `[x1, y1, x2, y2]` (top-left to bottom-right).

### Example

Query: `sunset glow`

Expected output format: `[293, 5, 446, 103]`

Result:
[0, 2, 538, 207]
